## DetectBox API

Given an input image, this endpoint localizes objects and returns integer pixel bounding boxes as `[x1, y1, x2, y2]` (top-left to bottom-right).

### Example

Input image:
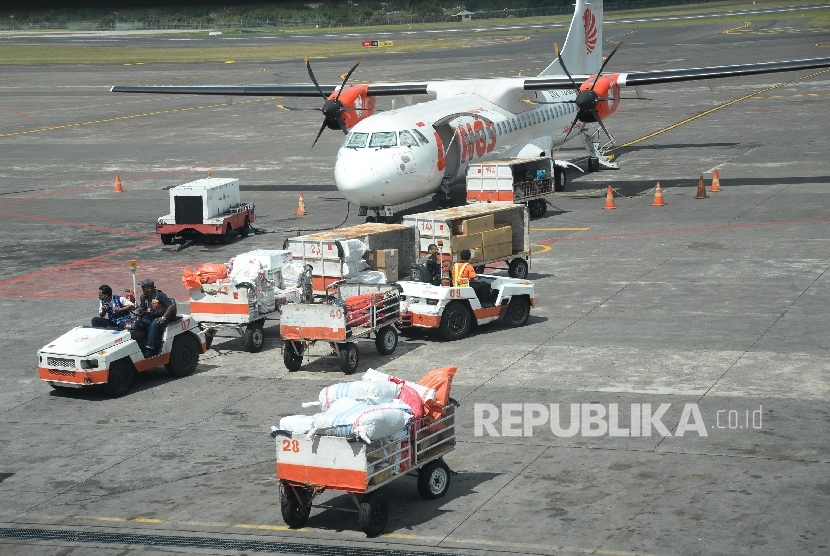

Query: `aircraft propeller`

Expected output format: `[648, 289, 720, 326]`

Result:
[530, 42, 649, 146]
[277, 55, 365, 148]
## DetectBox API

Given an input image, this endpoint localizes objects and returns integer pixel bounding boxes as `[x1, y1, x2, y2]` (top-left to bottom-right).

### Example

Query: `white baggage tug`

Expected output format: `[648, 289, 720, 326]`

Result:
[37, 316, 206, 397]
[397, 276, 535, 341]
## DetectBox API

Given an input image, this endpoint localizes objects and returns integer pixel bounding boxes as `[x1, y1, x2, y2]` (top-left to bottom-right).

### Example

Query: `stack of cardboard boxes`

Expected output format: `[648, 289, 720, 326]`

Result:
[363, 249, 399, 282]
[451, 214, 513, 263]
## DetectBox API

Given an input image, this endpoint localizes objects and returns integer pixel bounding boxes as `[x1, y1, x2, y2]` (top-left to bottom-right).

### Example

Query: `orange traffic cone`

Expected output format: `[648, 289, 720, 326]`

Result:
[651, 181, 666, 206]
[114, 172, 123, 193]
[695, 175, 708, 199]
[602, 185, 617, 209]
[296, 193, 308, 216]
[206, 171, 212, 178]
[710, 168, 722, 192]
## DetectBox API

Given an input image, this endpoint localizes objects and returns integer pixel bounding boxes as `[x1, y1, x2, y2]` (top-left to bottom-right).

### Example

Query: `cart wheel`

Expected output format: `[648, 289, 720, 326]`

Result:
[339, 342, 359, 375]
[166, 334, 200, 377]
[220, 223, 232, 244]
[554, 168, 566, 192]
[504, 296, 530, 328]
[417, 459, 451, 500]
[239, 216, 251, 237]
[160, 234, 174, 245]
[105, 359, 135, 397]
[439, 301, 471, 341]
[374, 326, 398, 356]
[358, 491, 388, 537]
[529, 199, 547, 218]
[244, 322, 264, 353]
[508, 258, 529, 279]
[283, 341, 304, 372]
[280, 485, 310, 529]
[204, 333, 213, 350]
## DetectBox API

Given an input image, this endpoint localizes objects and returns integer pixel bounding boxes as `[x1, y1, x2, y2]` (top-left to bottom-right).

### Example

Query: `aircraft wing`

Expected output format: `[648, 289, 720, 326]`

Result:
[110, 83, 430, 97]
[523, 57, 830, 90]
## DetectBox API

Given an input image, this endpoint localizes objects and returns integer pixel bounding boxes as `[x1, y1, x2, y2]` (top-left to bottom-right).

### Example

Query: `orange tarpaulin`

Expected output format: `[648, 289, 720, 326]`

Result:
[182, 263, 229, 289]
[417, 366, 457, 420]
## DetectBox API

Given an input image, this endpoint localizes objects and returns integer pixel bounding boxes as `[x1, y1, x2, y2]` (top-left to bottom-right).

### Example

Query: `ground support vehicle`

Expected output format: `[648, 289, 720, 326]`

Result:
[190, 266, 313, 353]
[272, 401, 457, 537]
[280, 281, 401, 374]
[284, 223, 417, 295]
[397, 275, 534, 341]
[156, 178, 255, 244]
[465, 157, 580, 217]
[37, 316, 206, 397]
[402, 203, 531, 279]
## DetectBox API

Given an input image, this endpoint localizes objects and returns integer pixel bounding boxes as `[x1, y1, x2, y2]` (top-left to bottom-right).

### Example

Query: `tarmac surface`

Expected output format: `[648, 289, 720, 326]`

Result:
[1, 12, 829, 556]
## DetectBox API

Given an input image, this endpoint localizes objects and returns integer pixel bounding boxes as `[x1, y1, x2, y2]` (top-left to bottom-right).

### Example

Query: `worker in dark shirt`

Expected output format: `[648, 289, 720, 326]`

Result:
[135, 279, 176, 356]
[419, 243, 442, 286]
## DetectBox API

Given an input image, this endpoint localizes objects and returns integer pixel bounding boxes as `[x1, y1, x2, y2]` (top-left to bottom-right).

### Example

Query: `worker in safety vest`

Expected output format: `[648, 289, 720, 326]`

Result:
[452, 249, 478, 287]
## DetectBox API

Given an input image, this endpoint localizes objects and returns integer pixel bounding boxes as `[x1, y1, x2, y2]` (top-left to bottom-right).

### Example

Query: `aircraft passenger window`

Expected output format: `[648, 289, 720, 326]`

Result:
[399, 130, 418, 147]
[369, 131, 397, 148]
[411, 128, 429, 144]
[346, 132, 369, 148]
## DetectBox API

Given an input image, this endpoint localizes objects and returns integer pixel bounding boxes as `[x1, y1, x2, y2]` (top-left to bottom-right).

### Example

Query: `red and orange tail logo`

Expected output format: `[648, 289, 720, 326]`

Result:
[583, 9, 597, 54]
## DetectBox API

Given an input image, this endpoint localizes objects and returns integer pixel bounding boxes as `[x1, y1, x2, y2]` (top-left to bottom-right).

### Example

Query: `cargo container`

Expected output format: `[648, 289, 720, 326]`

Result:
[401, 203, 531, 279]
[283, 224, 418, 295]
[465, 157, 578, 218]
[156, 178, 255, 244]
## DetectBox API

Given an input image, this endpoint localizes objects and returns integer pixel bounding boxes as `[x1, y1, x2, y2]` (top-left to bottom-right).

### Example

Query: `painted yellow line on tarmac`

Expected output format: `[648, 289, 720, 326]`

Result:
[0, 97, 278, 138]
[73, 514, 651, 554]
[531, 227, 589, 231]
[724, 22, 752, 34]
[612, 68, 830, 150]
[531, 244, 552, 255]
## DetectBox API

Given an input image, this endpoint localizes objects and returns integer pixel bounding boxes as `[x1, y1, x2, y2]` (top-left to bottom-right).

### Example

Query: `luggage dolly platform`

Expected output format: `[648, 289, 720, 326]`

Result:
[279, 280, 401, 374]
[271, 400, 457, 536]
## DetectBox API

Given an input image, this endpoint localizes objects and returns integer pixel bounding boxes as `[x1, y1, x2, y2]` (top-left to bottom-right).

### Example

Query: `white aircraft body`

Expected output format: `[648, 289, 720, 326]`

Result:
[112, 0, 830, 220]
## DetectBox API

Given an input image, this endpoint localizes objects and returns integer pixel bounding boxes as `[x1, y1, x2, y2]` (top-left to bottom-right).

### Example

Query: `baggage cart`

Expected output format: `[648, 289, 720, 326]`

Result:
[466, 157, 580, 217]
[402, 203, 531, 279]
[280, 281, 401, 374]
[283, 223, 418, 295]
[190, 265, 312, 352]
[272, 400, 458, 537]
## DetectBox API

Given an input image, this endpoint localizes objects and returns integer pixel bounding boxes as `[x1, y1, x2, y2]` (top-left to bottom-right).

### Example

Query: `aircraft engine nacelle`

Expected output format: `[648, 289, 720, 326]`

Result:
[579, 74, 621, 120]
[328, 85, 376, 130]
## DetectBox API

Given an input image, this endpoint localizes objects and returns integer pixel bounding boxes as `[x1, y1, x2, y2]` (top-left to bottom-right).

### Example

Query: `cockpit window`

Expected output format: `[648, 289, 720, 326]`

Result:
[411, 128, 429, 144]
[399, 130, 418, 147]
[346, 132, 368, 148]
[369, 131, 397, 148]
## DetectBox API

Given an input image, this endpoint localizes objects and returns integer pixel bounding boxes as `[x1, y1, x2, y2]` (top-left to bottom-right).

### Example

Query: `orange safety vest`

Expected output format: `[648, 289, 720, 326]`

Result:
[453, 262, 471, 287]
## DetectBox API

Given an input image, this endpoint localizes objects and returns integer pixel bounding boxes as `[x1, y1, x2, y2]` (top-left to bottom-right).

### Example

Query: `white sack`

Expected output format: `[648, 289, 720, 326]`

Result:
[302, 380, 401, 411]
[278, 415, 315, 434]
[363, 368, 437, 402]
[339, 239, 369, 263]
[353, 270, 388, 284]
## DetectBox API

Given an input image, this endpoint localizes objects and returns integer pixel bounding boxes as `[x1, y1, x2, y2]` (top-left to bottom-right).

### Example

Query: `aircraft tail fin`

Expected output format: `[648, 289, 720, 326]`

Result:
[538, 0, 603, 77]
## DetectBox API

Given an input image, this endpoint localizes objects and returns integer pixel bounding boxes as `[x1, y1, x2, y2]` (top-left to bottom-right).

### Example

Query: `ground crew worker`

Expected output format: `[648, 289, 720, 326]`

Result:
[419, 243, 442, 286]
[92, 284, 134, 329]
[452, 249, 478, 287]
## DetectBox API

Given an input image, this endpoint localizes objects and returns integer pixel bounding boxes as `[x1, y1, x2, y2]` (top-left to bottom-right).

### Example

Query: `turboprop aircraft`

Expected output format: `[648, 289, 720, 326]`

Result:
[112, 0, 830, 221]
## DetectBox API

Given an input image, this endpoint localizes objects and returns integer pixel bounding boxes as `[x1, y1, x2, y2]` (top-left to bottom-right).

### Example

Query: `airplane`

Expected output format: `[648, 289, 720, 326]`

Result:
[111, 0, 830, 222]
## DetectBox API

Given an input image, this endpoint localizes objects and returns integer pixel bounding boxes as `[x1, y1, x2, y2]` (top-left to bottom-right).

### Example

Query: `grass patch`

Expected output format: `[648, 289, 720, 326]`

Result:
[0, 39, 465, 65]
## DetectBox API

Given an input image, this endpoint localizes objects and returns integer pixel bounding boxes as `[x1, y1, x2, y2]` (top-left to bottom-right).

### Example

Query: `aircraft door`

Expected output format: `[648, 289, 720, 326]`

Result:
[434, 123, 461, 184]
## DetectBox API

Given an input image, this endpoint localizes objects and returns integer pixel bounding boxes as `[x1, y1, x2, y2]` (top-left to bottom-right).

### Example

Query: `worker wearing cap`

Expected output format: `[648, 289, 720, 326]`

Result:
[136, 279, 176, 356]
[452, 250, 478, 287]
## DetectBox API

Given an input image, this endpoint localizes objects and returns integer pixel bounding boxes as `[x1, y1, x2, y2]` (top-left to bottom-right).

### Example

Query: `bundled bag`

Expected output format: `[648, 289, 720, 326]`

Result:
[302, 380, 401, 411]
[363, 368, 437, 404]
[278, 414, 315, 434]
[307, 398, 412, 443]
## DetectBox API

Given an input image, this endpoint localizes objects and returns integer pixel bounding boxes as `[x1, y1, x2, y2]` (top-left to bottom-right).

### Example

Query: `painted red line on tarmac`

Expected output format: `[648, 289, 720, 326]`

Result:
[0, 155, 249, 207]
[0, 211, 157, 238]
[537, 217, 830, 245]
[0, 241, 159, 292]
[0, 104, 34, 122]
